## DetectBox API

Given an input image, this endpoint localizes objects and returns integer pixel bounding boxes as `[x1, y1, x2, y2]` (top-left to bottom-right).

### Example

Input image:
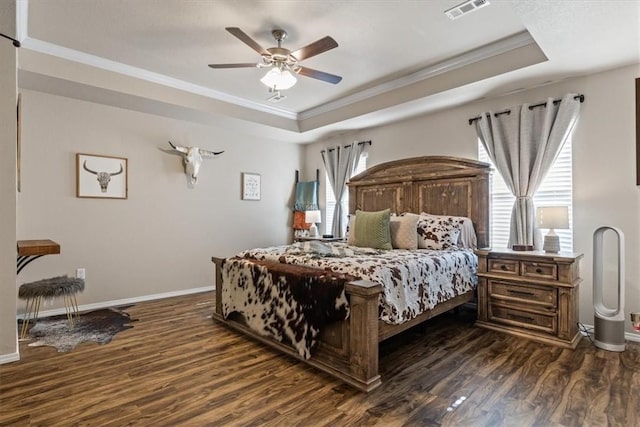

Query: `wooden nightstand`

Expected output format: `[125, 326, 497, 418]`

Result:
[475, 248, 583, 349]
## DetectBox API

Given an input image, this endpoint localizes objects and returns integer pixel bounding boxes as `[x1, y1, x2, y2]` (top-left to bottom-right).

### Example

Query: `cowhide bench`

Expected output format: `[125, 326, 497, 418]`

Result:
[18, 275, 85, 339]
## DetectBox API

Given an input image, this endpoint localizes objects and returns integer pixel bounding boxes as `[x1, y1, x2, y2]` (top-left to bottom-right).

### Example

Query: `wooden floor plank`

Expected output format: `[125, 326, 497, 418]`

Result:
[2, 292, 639, 426]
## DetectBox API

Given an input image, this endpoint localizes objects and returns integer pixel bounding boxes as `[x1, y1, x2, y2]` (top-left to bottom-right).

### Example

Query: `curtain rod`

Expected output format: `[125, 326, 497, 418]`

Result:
[467, 94, 585, 126]
[0, 32, 21, 48]
[322, 140, 372, 153]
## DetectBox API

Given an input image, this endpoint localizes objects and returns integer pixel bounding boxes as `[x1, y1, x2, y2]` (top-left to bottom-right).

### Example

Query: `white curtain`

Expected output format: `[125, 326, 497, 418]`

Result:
[322, 142, 367, 237]
[474, 93, 582, 248]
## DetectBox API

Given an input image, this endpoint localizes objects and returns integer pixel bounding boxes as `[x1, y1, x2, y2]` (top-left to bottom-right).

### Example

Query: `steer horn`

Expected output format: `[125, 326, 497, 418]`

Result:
[168, 141, 189, 154]
[83, 161, 123, 176]
[198, 148, 224, 157]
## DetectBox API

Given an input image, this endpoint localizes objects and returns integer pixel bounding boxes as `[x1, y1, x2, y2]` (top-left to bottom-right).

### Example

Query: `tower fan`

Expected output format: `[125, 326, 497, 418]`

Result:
[592, 226, 626, 351]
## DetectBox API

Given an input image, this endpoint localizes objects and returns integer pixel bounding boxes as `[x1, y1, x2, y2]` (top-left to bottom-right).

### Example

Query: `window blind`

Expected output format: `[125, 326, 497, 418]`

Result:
[478, 139, 573, 251]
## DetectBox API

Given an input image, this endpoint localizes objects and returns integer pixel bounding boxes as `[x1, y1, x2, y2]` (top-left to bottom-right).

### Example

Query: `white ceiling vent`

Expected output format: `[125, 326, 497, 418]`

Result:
[444, 0, 490, 20]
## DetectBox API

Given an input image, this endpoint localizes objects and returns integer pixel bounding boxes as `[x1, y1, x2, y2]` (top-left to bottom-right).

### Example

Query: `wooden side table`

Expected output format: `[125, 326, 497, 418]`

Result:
[475, 248, 583, 348]
[17, 239, 61, 274]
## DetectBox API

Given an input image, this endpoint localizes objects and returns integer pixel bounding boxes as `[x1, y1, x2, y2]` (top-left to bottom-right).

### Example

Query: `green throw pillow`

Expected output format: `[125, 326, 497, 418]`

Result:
[354, 209, 393, 250]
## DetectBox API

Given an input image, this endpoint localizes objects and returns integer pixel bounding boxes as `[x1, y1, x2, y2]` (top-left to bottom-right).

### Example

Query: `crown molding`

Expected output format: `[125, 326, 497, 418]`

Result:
[16, 0, 297, 119]
[19, 36, 299, 120]
[298, 31, 537, 121]
[15, 0, 536, 131]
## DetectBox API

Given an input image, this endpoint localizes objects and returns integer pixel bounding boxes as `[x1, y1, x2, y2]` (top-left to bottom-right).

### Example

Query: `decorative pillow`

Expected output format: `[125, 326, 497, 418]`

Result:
[420, 212, 477, 249]
[389, 213, 419, 250]
[353, 209, 392, 250]
[416, 214, 463, 250]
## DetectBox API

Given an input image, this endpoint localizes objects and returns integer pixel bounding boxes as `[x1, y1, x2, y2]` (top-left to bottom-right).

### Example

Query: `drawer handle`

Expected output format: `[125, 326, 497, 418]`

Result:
[535, 268, 543, 274]
[508, 314, 535, 323]
[500, 265, 508, 271]
[508, 289, 535, 297]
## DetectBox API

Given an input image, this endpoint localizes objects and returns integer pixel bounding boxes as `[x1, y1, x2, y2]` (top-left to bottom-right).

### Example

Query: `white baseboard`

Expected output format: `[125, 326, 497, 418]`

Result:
[16, 286, 214, 320]
[627, 332, 640, 342]
[0, 352, 20, 364]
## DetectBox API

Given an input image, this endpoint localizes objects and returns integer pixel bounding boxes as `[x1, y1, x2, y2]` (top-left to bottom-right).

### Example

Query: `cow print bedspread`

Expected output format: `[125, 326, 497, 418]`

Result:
[221, 257, 352, 359]
[237, 241, 478, 325]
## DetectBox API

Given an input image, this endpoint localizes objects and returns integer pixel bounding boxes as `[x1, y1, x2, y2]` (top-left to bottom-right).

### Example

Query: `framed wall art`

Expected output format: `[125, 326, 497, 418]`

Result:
[76, 153, 128, 199]
[242, 172, 261, 201]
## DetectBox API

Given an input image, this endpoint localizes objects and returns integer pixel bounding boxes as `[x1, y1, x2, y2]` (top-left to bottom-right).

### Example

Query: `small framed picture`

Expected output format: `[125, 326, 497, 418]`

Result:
[242, 172, 261, 201]
[77, 153, 128, 199]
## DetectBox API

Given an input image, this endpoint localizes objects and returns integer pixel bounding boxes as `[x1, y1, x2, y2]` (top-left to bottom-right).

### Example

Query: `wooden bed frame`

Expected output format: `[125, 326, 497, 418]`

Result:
[212, 156, 490, 392]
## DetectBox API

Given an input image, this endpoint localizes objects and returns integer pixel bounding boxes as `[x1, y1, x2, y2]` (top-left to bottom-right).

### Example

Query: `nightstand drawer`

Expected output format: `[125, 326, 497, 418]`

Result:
[488, 281, 557, 309]
[488, 259, 519, 275]
[521, 261, 557, 280]
[489, 304, 557, 334]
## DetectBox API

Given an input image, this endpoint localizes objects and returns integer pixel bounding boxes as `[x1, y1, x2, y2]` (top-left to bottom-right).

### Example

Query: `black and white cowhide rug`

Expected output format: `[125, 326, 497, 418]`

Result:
[23, 307, 137, 353]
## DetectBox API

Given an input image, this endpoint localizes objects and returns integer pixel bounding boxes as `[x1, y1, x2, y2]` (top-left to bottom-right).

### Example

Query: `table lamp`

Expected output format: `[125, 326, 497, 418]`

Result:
[536, 206, 569, 253]
[305, 210, 322, 237]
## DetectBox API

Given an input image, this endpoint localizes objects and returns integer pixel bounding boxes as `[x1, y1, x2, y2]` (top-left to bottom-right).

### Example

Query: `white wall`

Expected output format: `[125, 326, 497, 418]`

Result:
[16, 90, 302, 311]
[305, 63, 640, 335]
[0, 15, 18, 360]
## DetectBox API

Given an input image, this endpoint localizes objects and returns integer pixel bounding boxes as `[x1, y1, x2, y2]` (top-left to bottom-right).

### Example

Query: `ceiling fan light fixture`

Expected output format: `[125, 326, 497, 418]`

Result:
[260, 67, 297, 90]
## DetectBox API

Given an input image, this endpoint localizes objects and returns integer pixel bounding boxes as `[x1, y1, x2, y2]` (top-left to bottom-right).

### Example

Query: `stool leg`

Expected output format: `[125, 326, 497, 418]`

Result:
[63, 292, 74, 328]
[19, 297, 33, 339]
[20, 296, 42, 339]
[71, 293, 80, 319]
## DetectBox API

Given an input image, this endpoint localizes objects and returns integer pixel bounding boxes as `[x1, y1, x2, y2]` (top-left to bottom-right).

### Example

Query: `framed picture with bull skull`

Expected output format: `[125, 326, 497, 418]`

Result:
[76, 153, 128, 199]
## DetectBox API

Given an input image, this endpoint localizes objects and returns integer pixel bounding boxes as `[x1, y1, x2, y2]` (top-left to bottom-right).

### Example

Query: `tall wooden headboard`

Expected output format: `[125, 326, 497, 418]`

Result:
[347, 156, 491, 248]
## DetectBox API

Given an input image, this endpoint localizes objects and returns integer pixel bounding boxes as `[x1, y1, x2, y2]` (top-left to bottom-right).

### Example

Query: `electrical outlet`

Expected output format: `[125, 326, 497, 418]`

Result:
[76, 268, 86, 279]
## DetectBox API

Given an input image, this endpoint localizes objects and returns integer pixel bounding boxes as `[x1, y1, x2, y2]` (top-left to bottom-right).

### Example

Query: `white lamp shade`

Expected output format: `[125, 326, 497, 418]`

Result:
[536, 206, 569, 229]
[260, 67, 297, 90]
[305, 210, 321, 224]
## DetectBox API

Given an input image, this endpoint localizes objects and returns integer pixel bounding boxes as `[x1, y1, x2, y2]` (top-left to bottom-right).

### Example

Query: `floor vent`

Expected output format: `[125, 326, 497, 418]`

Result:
[445, 0, 490, 20]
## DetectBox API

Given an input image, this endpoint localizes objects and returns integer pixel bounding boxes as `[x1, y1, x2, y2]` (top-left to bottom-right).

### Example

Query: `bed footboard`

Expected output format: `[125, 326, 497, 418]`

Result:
[211, 257, 383, 392]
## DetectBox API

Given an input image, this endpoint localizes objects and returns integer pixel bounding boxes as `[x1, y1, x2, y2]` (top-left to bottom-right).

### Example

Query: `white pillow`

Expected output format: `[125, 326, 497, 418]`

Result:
[389, 213, 419, 250]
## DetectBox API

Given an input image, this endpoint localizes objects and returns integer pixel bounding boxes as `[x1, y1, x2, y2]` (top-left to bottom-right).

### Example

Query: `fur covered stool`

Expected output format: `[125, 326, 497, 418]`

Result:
[18, 275, 85, 339]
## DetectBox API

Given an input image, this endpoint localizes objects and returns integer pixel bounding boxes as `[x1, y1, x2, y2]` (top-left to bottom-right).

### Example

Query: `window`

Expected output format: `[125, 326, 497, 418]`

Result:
[325, 155, 367, 235]
[478, 139, 573, 251]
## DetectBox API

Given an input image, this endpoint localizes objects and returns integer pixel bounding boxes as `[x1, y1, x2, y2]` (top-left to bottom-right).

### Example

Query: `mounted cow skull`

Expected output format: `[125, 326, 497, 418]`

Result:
[167, 141, 224, 187]
[83, 161, 123, 192]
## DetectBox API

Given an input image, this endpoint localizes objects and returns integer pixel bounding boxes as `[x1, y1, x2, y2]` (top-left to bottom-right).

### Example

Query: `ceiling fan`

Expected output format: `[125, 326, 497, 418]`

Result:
[208, 27, 342, 91]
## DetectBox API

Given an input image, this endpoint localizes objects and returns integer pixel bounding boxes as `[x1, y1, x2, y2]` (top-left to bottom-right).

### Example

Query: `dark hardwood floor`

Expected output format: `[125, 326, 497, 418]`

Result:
[1, 292, 639, 426]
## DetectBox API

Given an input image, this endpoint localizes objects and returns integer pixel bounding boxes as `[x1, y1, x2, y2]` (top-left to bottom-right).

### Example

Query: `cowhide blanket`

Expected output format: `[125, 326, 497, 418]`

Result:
[221, 257, 353, 359]
[238, 242, 477, 325]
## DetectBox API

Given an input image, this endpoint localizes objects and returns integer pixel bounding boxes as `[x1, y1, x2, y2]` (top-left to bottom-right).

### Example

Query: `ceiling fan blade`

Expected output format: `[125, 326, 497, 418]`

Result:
[291, 36, 338, 61]
[208, 63, 258, 69]
[295, 66, 342, 84]
[225, 27, 270, 56]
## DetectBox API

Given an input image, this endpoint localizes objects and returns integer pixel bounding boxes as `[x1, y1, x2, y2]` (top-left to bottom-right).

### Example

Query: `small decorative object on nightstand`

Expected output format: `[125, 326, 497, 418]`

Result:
[537, 206, 569, 253]
[305, 210, 321, 237]
[475, 248, 583, 349]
